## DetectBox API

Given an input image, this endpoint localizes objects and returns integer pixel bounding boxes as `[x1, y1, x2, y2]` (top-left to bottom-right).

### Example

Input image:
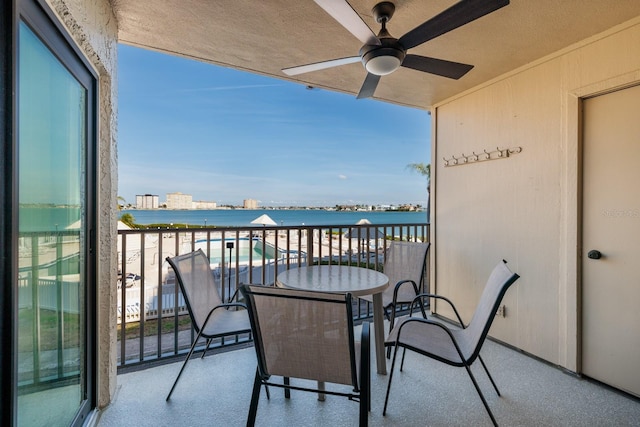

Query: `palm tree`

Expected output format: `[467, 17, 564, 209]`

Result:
[119, 212, 136, 228]
[406, 163, 430, 182]
[406, 162, 431, 222]
[117, 196, 127, 211]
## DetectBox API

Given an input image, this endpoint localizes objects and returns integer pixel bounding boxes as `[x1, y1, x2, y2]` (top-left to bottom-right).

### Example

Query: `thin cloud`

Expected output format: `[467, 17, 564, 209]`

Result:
[176, 84, 285, 93]
[338, 174, 347, 180]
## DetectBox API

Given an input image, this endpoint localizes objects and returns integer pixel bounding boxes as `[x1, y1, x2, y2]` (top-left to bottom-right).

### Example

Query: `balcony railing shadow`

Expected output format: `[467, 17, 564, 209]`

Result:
[97, 324, 640, 426]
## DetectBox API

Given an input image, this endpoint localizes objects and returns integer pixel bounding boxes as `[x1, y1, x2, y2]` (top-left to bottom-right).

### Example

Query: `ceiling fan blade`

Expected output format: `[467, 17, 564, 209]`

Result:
[282, 56, 361, 76]
[402, 54, 473, 79]
[399, 0, 510, 50]
[314, 0, 380, 45]
[356, 73, 381, 99]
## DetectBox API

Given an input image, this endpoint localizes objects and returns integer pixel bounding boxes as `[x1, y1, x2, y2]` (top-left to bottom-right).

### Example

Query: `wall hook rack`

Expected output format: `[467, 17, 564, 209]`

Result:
[443, 146, 522, 167]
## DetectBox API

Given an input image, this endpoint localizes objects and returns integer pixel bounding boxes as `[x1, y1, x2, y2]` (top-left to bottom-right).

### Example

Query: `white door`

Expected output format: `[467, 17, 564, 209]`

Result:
[582, 84, 640, 397]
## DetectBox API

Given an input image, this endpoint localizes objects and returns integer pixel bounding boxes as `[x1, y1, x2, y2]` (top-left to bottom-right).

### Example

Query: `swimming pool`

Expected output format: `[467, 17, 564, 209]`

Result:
[190, 238, 281, 265]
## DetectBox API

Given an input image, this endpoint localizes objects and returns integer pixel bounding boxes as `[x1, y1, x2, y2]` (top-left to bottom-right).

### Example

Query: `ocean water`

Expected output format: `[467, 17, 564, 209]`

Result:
[19, 206, 81, 233]
[121, 209, 427, 227]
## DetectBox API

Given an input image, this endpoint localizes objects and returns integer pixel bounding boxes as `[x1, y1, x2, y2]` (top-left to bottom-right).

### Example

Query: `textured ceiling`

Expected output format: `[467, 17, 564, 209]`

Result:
[112, 0, 640, 109]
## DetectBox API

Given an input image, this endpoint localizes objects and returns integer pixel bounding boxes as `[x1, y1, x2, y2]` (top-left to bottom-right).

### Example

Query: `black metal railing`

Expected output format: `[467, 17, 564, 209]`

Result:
[116, 222, 429, 371]
[17, 231, 82, 390]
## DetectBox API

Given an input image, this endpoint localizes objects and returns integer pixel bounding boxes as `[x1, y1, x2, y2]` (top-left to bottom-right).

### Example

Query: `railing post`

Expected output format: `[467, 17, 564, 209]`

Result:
[306, 226, 314, 266]
[56, 232, 64, 379]
[139, 239, 146, 362]
[156, 232, 163, 359]
[30, 235, 40, 384]
[120, 234, 127, 364]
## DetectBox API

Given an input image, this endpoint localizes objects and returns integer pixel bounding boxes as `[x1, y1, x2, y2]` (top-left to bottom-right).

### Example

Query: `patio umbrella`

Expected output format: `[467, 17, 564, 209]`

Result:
[344, 227, 385, 240]
[345, 222, 385, 261]
[345, 219, 385, 240]
[251, 214, 277, 226]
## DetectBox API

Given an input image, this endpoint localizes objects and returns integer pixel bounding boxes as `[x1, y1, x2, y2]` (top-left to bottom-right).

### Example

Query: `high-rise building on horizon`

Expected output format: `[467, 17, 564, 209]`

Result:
[166, 192, 192, 209]
[193, 200, 217, 209]
[243, 199, 258, 209]
[136, 194, 159, 209]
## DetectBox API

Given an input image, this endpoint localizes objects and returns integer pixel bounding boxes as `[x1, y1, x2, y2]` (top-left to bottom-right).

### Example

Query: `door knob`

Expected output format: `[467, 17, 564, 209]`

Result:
[587, 250, 602, 260]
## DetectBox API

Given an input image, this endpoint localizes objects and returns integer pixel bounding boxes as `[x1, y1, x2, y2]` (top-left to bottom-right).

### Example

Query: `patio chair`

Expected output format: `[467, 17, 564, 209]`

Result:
[359, 241, 430, 341]
[240, 284, 370, 427]
[164, 249, 251, 401]
[383, 260, 520, 427]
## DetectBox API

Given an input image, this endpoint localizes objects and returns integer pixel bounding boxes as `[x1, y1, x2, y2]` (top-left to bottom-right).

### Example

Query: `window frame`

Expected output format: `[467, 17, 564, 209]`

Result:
[3, 0, 99, 425]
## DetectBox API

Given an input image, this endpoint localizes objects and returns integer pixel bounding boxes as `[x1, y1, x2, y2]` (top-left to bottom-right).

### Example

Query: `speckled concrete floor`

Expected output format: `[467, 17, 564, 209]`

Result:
[96, 329, 640, 427]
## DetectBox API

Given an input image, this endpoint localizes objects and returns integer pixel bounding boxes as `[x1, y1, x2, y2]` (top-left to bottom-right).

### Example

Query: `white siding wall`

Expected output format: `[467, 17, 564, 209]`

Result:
[432, 17, 640, 371]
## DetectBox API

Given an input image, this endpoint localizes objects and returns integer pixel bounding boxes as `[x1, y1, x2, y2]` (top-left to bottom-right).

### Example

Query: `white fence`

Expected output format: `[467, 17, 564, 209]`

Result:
[18, 277, 80, 314]
[116, 256, 303, 324]
[117, 290, 188, 323]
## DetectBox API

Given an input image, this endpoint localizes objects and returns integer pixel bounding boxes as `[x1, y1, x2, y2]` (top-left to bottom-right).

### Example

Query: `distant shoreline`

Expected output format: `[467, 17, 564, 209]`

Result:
[122, 206, 424, 212]
[120, 208, 427, 228]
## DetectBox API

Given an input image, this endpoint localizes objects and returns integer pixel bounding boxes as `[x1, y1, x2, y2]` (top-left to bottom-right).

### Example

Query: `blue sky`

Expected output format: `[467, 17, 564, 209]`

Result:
[118, 44, 431, 207]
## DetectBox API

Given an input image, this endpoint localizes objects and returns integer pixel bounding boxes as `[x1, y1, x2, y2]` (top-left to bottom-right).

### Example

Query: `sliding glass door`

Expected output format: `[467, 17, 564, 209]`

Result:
[15, 1, 96, 425]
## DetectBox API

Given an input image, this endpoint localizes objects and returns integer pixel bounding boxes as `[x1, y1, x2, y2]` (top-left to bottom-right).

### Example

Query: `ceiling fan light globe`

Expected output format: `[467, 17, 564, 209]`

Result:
[361, 42, 405, 76]
[365, 55, 401, 75]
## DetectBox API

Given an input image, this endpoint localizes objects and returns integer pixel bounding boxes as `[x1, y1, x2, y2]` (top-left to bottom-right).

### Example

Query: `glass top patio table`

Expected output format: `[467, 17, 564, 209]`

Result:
[276, 265, 389, 375]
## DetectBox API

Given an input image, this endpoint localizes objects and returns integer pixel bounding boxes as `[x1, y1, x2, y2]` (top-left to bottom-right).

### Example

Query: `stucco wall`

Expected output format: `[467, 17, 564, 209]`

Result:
[431, 17, 640, 371]
[47, 0, 118, 409]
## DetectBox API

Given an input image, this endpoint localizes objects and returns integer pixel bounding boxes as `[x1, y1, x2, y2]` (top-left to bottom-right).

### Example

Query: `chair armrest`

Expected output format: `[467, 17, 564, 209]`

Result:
[391, 279, 420, 305]
[410, 293, 466, 328]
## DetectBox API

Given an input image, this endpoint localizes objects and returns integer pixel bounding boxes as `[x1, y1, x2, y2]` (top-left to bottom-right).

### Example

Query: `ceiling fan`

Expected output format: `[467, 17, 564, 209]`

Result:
[283, 0, 510, 99]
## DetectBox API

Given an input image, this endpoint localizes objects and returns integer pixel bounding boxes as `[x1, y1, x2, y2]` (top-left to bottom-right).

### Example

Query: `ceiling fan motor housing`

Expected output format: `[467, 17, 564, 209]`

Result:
[359, 1, 404, 76]
[360, 37, 405, 76]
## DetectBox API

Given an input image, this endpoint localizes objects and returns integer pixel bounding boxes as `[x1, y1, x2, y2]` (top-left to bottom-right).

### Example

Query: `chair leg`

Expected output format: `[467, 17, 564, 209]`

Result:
[360, 363, 370, 426]
[478, 355, 501, 396]
[200, 338, 213, 359]
[361, 322, 371, 412]
[360, 389, 369, 426]
[247, 369, 262, 427]
[463, 363, 498, 427]
[284, 377, 291, 399]
[399, 299, 426, 369]
[229, 287, 241, 303]
[166, 331, 204, 401]
[386, 304, 397, 359]
[417, 296, 428, 319]
[383, 345, 401, 416]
